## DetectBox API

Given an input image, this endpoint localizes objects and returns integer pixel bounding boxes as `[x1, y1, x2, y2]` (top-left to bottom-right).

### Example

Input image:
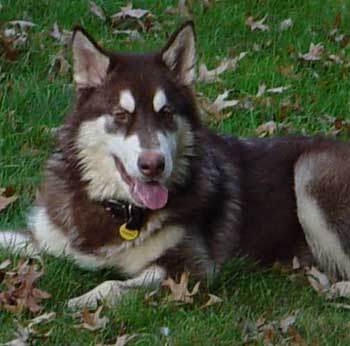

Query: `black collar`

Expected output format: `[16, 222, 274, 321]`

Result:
[102, 199, 145, 230]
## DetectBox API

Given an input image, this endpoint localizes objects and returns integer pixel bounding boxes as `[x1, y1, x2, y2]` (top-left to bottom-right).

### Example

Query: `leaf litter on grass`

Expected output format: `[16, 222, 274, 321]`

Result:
[74, 305, 109, 332]
[0, 258, 51, 314]
[2, 312, 56, 346]
[0, 187, 18, 213]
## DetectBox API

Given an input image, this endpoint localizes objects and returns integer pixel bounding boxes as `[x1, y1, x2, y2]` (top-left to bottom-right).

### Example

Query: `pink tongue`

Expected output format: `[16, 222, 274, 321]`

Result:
[133, 181, 169, 210]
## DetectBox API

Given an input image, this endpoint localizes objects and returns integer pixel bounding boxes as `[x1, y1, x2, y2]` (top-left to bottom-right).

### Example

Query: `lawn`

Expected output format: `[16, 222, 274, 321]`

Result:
[1, 0, 350, 344]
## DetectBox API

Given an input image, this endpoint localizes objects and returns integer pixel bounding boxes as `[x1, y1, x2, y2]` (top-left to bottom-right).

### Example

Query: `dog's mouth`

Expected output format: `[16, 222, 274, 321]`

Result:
[113, 155, 168, 210]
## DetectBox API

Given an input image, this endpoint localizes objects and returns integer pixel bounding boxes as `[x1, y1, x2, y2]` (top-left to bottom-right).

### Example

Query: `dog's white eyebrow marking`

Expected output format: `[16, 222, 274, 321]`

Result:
[153, 88, 167, 113]
[119, 90, 135, 113]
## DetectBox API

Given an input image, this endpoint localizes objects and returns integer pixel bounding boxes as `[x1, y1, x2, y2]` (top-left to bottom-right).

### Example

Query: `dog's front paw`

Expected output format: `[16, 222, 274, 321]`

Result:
[68, 280, 127, 309]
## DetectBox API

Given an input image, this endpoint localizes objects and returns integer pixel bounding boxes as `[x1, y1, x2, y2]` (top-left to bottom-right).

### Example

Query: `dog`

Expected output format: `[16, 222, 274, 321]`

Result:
[2, 21, 350, 308]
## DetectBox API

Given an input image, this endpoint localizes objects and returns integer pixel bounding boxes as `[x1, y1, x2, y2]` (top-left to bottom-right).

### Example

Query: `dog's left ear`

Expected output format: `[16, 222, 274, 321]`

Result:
[161, 21, 196, 85]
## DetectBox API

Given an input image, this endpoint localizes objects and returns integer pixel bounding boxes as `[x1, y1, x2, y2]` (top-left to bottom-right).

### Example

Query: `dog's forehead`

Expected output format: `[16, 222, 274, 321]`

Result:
[108, 53, 169, 109]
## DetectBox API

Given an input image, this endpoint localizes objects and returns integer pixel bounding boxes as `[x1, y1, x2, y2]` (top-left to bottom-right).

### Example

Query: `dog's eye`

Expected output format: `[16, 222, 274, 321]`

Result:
[113, 109, 130, 123]
[159, 106, 173, 120]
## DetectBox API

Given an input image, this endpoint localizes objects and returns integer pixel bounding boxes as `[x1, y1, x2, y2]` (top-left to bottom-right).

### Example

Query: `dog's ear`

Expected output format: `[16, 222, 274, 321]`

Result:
[161, 21, 196, 85]
[72, 26, 110, 89]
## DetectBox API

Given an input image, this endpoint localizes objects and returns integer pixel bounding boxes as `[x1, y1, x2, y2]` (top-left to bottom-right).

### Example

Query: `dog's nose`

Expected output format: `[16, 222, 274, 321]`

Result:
[138, 151, 165, 178]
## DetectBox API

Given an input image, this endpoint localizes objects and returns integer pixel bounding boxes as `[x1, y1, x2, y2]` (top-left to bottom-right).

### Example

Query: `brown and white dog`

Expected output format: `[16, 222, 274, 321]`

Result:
[2, 21, 350, 307]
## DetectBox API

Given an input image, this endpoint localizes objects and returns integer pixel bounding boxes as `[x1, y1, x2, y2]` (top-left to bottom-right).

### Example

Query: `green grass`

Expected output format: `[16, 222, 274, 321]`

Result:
[1, 0, 350, 344]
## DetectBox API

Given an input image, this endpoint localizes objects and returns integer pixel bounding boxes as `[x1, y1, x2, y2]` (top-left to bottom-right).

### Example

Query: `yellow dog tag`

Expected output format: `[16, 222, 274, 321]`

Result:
[119, 223, 139, 241]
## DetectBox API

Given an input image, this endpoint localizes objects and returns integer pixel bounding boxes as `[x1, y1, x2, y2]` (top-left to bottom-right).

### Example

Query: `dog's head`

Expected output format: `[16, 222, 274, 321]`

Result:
[65, 22, 200, 209]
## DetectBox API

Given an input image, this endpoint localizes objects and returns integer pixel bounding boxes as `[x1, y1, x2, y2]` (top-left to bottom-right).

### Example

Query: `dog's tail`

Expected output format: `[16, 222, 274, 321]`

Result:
[0, 230, 37, 256]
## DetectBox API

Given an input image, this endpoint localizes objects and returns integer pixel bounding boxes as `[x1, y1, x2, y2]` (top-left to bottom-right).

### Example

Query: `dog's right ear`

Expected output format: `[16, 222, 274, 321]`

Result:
[72, 26, 110, 89]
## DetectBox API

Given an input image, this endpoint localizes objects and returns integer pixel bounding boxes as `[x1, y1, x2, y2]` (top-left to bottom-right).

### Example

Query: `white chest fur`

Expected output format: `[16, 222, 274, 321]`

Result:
[29, 206, 184, 276]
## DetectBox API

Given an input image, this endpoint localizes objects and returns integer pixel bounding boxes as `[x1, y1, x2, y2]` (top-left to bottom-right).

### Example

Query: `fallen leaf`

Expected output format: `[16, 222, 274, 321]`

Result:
[49, 50, 71, 78]
[207, 90, 239, 114]
[112, 29, 143, 42]
[245, 15, 269, 32]
[267, 85, 291, 94]
[88, 1, 107, 21]
[306, 266, 330, 293]
[162, 272, 200, 304]
[0, 259, 51, 313]
[328, 302, 350, 310]
[3, 313, 55, 346]
[111, 3, 150, 21]
[279, 18, 293, 31]
[197, 52, 247, 83]
[327, 281, 350, 299]
[0, 259, 11, 271]
[287, 326, 306, 346]
[49, 23, 72, 46]
[201, 293, 223, 308]
[97, 334, 138, 346]
[114, 334, 138, 346]
[75, 305, 109, 331]
[27, 312, 56, 332]
[0, 36, 23, 61]
[279, 314, 296, 333]
[255, 121, 277, 137]
[0, 187, 18, 212]
[165, 0, 191, 17]
[298, 43, 324, 61]
[257, 84, 290, 97]
[328, 53, 343, 64]
[8, 20, 36, 30]
[3, 321, 29, 346]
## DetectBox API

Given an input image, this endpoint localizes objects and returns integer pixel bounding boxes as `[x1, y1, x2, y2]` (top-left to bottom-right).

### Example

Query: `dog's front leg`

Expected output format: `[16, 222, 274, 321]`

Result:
[67, 265, 166, 308]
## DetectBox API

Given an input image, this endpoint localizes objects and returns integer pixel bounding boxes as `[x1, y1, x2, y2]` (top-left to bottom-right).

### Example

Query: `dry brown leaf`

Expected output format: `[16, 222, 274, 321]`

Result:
[279, 314, 296, 333]
[327, 281, 350, 299]
[0, 187, 18, 212]
[3, 322, 29, 346]
[3, 313, 55, 346]
[8, 20, 36, 30]
[112, 29, 143, 42]
[201, 293, 223, 308]
[0, 259, 11, 271]
[287, 326, 307, 346]
[111, 2, 150, 21]
[197, 52, 247, 83]
[0, 259, 51, 313]
[255, 121, 277, 137]
[88, 1, 107, 21]
[207, 90, 239, 114]
[298, 43, 324, 61]
[328, 53, 343, 64]
[0, 36, 23, 61]
[162, 272, 200, 304]
[306, 266, 330, 293]
[97, 334, 138, 346]
[165, 0, 191, 17]
[328, 302, 350, 310]
[27, 312, 56, 331]
[75, 305, 109, 331]
[49, 50, 71, 78]
[257, 84, 290, 97]
[267, 85, 291, 94]
[245, 15, 269, 32]
[279, 18, 293, 31]
[49, 23, 72, 46]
